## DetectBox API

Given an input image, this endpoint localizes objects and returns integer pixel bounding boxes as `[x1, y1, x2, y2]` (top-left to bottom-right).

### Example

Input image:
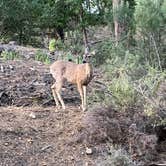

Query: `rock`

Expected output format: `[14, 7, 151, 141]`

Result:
[8, 41, 17, 45]
[4, 142, 9, 146]
[86, 147, 93, 155]
[0, 65, 4, 72]
[29, 112, 36, 119]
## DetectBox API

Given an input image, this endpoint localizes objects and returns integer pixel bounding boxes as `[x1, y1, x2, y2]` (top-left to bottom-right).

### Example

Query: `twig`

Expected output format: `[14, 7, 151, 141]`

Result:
[133, 85, 159, 109]
[41, 145, 52, 152]
[150, 33, 162, 71]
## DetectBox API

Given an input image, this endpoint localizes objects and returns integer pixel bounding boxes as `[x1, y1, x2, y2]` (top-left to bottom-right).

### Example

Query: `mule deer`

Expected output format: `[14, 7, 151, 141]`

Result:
[50, 51, 95, 111]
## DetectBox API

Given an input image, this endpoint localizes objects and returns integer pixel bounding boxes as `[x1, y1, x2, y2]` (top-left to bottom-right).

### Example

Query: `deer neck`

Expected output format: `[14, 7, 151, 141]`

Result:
[85, 63, 92, 78]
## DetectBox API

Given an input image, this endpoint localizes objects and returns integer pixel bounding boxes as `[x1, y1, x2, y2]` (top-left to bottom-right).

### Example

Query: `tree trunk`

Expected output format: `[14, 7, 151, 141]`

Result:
[83, 27, 89, 53]
[80, 4, 89, 54]
[113, 0, 120, 46]
[19, 29, 23, 45]
[56, 27, 64, 42]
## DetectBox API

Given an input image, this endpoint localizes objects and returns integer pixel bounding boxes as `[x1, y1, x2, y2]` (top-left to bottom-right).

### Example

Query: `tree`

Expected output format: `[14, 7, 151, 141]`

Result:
[0, 0, 42, 44]
[113, 0, 121, 45]
[134, 0, 166, 69]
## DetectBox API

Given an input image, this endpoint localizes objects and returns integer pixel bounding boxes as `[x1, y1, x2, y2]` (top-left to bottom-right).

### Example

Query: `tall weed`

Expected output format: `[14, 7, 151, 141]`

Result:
[35, 50, 50, 64]
[1, 51, 20, 60]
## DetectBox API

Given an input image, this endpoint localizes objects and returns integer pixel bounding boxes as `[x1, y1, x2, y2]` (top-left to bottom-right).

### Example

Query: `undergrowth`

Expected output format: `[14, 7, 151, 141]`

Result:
[1, 51, 20, 60]
[35, 50, 51, 64]
[90, 45, 166, 125]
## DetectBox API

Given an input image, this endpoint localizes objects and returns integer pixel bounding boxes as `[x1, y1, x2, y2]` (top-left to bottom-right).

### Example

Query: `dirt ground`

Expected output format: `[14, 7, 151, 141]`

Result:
[0, 106, 109, 166]
[0, 57, 165, 166]
[0, 58, 109, 166]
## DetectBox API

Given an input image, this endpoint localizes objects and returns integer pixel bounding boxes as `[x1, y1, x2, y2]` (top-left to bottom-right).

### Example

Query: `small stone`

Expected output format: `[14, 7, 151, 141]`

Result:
[86, 147, 93, 155]
[29, 112, 36, 119]
[0, 65, 4, 72]
[70, 156, 74, 160]
[9, 65, 14, 70]
[41, 162, 47, 166]
[27, 138, 33, 143]
[4, 142, 9, 146]
[85, 162, 89, 166]
[81, 151, 85, 155]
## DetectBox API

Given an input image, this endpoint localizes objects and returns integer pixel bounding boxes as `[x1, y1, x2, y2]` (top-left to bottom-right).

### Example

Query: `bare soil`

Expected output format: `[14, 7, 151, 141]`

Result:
[0, 57, 165, 166]
[0, 106, 109, 166]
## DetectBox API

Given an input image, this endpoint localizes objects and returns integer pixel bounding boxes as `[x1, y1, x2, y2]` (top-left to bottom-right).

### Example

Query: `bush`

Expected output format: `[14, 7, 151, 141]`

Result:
[93, 40, 114, 65]
[35, 50, 50, 64]
[1, 51, 20, 60]
[108, 69, 136, 109]
[108, 147, 136, 166]
[133, 67, 166, 126]
[49, 39, 56, 52]
[134, 0, 165, 69]
[101, 51, 144, 109]
[97, 146, 136, 166]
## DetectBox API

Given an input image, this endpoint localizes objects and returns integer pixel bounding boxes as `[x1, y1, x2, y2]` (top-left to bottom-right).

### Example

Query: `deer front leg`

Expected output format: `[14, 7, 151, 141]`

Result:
[77, 83, 85, 111]
[51, 83, 60, 108]
[55, 81, 66, 110]
[83, 85, 87, 111]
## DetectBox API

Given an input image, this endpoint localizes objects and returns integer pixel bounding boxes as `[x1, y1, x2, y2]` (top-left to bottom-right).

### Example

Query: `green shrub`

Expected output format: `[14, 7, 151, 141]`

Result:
[89, 50, 146, 109]
[108, 67, 137, 109]
[35, 50, 51, 64]
[97, 146, 136, 166]
[93, 40, 114, 65]
[109, 147, 136, 166]
[0, 36, 11, 44]
[49, 39, 56, 52]
[88, 89, 106, 106]
[134, 67, 166, 125]
[56, 39, 65, 50]
[1, 51, 20, 60]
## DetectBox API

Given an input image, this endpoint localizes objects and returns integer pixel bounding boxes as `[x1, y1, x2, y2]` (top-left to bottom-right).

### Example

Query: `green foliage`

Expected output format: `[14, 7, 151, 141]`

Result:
[109, 69, 137, 109]
[0, 36, 11, 44]
[0, 0, 42, 44]
[56, 39, 65, 50]
[49, 38, 65, 52]
[134, 67, 166, 125]
[90, 50, 145, 108]
[134, 0, 165, 69]
[35, 50, 50, 64]
[49, 39, 56, 52]
[93, 40, 113, 65]
[0, 0, 109, 45]
[1, 51, 20, 60]
[108, 147, 136, 166]
[134, 0, 164, 32]
[88, 89, 106, 106]
[97, 146, 136, 166]
[161, 0, 166, 18]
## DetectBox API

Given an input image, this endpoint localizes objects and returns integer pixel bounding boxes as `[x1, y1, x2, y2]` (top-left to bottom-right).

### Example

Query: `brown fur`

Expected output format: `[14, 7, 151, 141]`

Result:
[50, 60, 93, 111]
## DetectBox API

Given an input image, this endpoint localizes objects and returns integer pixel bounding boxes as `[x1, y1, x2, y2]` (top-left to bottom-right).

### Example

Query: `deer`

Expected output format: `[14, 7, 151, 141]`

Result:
[50, 51, 95, 111]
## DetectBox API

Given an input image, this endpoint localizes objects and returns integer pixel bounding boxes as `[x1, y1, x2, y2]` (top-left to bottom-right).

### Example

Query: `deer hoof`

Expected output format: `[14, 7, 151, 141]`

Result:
[56, 105, 61, 110]
[82, 107, 87, 112]
[62, 106, 66, 110]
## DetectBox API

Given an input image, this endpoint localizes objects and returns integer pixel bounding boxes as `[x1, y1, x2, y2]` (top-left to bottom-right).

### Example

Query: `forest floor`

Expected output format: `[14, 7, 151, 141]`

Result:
[0, 106, 108, 166]
[0, 106, 166, 166]
[0, 49, 166, 166]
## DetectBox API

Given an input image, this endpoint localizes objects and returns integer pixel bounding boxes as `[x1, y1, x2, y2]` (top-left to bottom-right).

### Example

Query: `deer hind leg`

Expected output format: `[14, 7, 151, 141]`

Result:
[77, 83, 86, 111]
[55, 80, 66, 110]
[51, 83, 60, 108]
[83, 85, 87, 110]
